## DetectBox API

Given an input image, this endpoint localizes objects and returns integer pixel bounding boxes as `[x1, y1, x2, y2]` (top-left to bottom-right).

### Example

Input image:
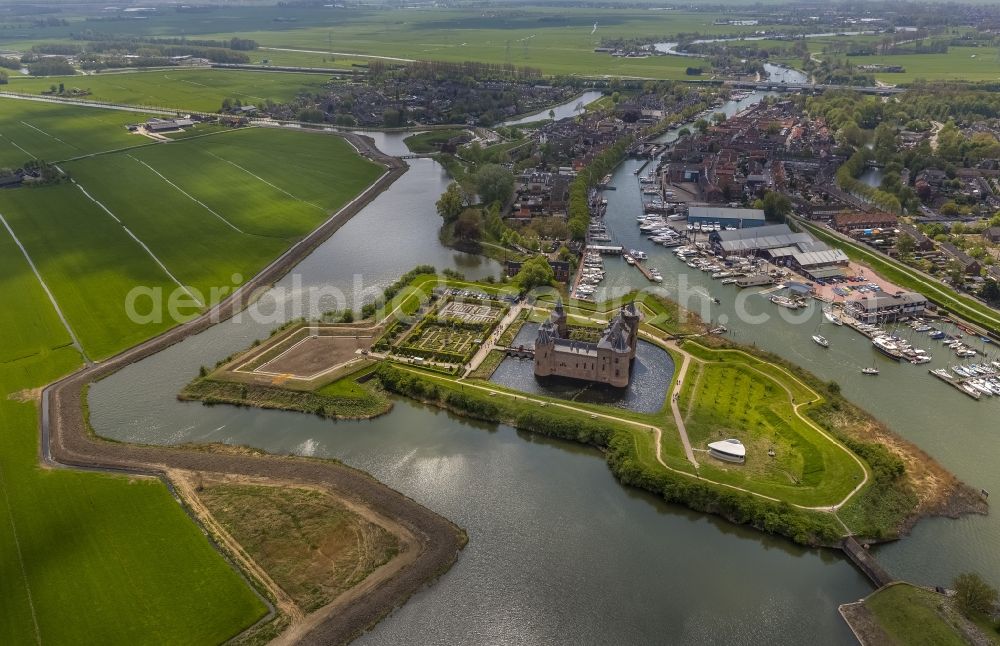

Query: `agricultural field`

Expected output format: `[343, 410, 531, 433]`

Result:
[1, 103, 383, 359]
[0, 99, 154, 167]
[0, 7, 795, 79]
[0, 249, 266, 645]
[0, 225, 72, 363]
[0, 184, 184, 359]
[7, 68, 333, 113]
[848, 48, 1000, 83]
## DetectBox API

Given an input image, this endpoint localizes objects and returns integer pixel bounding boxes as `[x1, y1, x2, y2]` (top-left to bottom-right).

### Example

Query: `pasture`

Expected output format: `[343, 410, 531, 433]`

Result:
[8, 68, 333, 112]
[0, 99, 153, 167]
[0, 253, 266, 644]
[1, 104, 383, 359]
[849, 48, 1000, 83]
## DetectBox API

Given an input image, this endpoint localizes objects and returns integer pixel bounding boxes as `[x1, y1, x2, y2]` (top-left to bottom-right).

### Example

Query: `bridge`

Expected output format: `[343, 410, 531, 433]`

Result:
[728, 81, 905, 95]
[500, 345, 535, 359]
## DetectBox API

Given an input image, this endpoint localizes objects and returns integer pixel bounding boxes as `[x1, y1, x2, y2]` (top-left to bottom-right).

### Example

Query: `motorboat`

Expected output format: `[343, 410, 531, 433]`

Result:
[861, 367, 879, 375]
[812, 334, 829, 348]
[708, 439, 746, 464]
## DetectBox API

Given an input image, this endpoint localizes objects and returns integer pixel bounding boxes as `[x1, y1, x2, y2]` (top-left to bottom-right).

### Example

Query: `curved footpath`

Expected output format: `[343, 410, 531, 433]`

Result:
[40, 133, 466, 645]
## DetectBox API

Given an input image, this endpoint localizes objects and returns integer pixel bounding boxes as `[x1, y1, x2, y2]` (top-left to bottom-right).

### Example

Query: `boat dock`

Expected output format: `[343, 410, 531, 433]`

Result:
[626, 254, 660, 282]
[586, 245, 624, 255]
[929, 368, 981, 400]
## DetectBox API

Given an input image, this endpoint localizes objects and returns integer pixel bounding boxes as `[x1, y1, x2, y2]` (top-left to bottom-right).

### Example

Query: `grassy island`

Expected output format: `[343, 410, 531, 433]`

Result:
[183, 271, 984, 547]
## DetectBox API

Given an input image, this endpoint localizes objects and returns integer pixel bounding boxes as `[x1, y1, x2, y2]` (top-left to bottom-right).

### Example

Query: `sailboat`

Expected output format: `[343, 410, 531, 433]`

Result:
[861, 359, 879, 376]
[812, 317, 829, 348]
[822, 304, 844, 326]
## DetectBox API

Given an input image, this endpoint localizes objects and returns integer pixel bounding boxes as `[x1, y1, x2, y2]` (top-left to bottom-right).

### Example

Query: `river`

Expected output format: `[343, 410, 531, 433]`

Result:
[502, 90, 605, 126]
[88, 82, 996, 644]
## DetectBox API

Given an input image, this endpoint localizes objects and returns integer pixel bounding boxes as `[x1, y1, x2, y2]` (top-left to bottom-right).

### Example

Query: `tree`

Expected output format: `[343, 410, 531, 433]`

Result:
[436, 182, 466, 224]
[761, 191, 792, 222]
[896, 233, 916, 257]
[981, 280, 1000, 307]
[711, 112, 727, 124]
[474, 164, 514, 207]
[953, 572, 998, 617]
[611, 91, 621, 104]
[694, 118, 709, 133]
[513, 255, 555, 292]
[453, 208, 483, 242]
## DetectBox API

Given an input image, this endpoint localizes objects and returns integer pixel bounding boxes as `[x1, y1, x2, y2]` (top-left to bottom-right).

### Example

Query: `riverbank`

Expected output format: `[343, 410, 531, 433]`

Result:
[39, 132, 469, 644]
[840, 581, 997, 646]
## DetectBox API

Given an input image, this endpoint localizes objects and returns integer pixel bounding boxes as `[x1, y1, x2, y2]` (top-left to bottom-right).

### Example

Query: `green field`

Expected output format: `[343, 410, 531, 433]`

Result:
[0, 102, 383, 359]
[0, 99, 156, 167]
[849, 48, 1000, 83]
[0, 6, 785, 79]
[678, 345, 865, 506]
[0, 227, 72, 362]
[0, 244, 266, 644]
[8, 68, 333, 112]
[863, 583, 969, 646]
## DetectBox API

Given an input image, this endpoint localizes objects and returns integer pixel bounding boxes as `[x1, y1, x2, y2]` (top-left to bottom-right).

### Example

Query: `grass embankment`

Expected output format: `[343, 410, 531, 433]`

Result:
[374, 362, 844, 546]
[402, 129, 467, 154]
[0, 107, 382, 359]
[799, 219, 1000, 338]
[197, 481, 400, 613]
[0, 227, 266, 643]
[860, 583, 982, 646]
[181, 366, 392, 420]
[7, 68, 332, 113]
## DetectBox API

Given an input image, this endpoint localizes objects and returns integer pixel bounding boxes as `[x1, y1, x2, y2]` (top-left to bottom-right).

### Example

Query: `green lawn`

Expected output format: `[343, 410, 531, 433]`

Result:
[863, 583, 968, 646]
[679, 348, 864, 506]
[8, 68, 333, 113]
[0, 241, 266, 644]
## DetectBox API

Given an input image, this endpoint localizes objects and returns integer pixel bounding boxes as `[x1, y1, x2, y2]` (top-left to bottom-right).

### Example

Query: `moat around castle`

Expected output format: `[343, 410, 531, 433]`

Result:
[490, 320, 675, 414]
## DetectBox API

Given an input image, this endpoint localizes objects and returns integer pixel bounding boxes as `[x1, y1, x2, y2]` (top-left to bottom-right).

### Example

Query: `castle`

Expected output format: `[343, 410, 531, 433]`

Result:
[533, 300, 640, 388]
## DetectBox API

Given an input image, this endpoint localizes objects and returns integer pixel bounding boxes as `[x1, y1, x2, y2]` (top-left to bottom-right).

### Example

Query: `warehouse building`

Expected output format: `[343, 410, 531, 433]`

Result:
[688, 205, 767, 230]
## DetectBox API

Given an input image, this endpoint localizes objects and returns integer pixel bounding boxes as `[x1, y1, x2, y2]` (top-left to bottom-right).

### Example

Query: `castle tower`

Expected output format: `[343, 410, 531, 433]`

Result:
[621, 302, 640, 359]
[552, 298, 568, 338]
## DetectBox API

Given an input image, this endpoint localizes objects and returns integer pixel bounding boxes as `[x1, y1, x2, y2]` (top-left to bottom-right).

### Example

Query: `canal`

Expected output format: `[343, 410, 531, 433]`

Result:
[89, 84, 995, 645]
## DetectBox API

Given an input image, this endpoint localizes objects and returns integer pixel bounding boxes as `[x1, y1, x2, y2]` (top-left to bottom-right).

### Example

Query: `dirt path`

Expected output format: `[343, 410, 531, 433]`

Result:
[665, 340, 699, 467]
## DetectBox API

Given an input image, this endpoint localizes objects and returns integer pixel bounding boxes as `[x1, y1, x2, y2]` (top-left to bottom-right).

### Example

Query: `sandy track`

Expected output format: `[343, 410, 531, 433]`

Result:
[40, 134, 466, 644]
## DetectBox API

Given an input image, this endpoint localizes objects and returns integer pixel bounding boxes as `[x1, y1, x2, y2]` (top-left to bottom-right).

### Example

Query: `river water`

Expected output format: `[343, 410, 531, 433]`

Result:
[502, 90, 605, 126]
[88, 77, 997, 644]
